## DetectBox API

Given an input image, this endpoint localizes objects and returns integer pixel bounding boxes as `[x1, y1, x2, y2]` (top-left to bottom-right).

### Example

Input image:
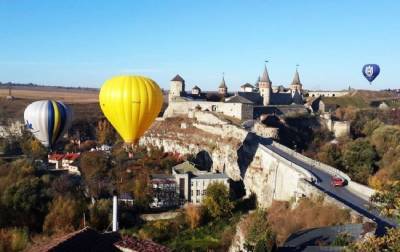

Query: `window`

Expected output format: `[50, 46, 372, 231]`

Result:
[191, 190, 194, 196]
[191, 181, 193, 187]
[203, 190, 207, 195]
[196, 190, 200, 196]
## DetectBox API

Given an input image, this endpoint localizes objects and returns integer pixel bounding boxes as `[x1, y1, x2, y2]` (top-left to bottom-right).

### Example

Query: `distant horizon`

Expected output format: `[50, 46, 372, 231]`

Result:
[1, 1, 399, 90]
[1, 79, 396, 93]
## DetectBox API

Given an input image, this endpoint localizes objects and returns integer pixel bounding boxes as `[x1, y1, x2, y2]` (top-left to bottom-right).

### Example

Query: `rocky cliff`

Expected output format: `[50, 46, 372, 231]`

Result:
[140, 112, 304, 208]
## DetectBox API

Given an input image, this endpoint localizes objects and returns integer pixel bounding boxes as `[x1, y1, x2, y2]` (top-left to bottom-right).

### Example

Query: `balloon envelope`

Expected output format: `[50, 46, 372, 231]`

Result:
[99, 76, 163, 144]
[24, 100, 73, 148]
[362, 64, 380, 83]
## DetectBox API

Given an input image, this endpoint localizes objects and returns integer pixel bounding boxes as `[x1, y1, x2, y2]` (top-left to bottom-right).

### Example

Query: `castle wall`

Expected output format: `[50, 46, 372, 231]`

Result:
[307, 91, 349, 98]
[164, 101, 253, 120]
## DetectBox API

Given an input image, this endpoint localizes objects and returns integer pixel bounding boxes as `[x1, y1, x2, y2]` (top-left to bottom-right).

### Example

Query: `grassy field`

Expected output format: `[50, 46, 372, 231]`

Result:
[0, 86, 99, 103]
[0, 85, 168, 122]
[0, 86, 103, 122]
[322, 90, 398, 109]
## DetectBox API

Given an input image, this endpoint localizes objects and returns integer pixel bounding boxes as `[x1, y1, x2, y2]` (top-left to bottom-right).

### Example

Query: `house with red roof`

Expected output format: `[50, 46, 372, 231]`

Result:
[48, 153, 81, 174]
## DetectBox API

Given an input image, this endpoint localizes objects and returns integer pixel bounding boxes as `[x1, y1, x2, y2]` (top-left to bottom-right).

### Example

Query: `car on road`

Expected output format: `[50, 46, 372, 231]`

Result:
[331, 175, 346, 187]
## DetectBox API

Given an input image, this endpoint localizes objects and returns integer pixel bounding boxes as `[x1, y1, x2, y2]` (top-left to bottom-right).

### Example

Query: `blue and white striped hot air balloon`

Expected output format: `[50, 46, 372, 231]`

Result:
[24, 100, 73, 149]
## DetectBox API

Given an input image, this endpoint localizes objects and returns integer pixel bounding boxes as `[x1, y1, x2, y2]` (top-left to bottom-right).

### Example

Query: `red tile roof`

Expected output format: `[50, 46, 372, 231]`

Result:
[48, 153, 80, 161]
[115, 236, 171, 252]
[64, 153, 80, 161]
[48, 154, 65, 161]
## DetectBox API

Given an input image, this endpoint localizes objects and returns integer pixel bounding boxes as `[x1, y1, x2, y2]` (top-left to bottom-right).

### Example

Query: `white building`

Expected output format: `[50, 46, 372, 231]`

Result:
[190, 173, 229, 204]
[240, 83, 255, 92]
[48, 153, 80, 174]
[172, 161, 229, 205]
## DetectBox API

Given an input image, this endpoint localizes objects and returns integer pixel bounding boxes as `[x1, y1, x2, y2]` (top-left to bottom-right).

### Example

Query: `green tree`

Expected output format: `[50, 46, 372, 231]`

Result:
[342, 139, 377, 184]
[370, 125, 400, 156]
[316, 143, 344, 169]
[20, 134, 47, 160]
[350, 183, 400, 251]
[370, 182, 400, 222]
[243, 210, 276, 252]
[203, 182, 233, 219]
[0, 228, 29, 252]
[349, 228, 400, 252]
[362, 118, 383, 137]
[89, 199, 112, 231]
[2, 178, 50, 231]
[80, 152, 112, 199]
[43, 196, 85, 235]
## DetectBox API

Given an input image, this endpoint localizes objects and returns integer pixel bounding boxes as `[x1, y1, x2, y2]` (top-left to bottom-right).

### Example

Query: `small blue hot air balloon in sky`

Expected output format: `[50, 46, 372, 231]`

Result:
[362, 64, 380, 84]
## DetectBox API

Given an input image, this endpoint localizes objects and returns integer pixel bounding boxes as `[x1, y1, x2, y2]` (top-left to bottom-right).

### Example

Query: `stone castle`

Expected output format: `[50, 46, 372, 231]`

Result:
[165, 66, 307, 120]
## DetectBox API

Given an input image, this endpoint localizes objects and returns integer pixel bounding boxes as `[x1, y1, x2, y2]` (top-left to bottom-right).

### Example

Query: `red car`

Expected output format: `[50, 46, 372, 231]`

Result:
[331, 176, 346, 187]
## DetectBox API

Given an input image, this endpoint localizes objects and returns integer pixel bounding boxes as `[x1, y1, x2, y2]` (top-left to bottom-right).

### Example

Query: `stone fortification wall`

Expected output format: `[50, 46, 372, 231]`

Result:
[164, 100, 253, 120]
[270, 141, 376, 201]
[307, 90, 349, 97]
[252, 121, 279, 139]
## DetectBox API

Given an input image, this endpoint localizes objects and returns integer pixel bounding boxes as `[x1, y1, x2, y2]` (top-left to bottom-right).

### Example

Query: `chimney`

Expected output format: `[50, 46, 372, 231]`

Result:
[112, 195, 118, 232]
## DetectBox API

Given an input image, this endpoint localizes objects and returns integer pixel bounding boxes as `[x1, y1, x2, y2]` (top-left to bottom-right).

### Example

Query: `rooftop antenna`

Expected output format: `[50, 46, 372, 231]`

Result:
[296, 64, 300, 71]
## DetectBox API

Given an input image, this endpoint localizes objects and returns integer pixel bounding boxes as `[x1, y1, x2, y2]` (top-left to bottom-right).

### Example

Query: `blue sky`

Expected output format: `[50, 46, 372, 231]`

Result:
[0, 0, 399, 90]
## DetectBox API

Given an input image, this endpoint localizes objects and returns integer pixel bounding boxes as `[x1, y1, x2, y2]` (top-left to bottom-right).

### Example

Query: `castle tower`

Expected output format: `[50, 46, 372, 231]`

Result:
[258, 65, 272, 106]
[290, 69, 303, 95]
[290, 69, 304, 104]
[218, 76, 228, 96]
[169, 74, 185, 102]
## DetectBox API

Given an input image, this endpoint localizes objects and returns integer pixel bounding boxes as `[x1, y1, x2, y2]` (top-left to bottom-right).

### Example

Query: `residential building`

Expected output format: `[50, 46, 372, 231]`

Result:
[150, 174, 179, 208]
[119, 192, 134, 207]
[172, 161, 229, 205]
[48, 153, 80, 174]
[150, 161, 230, 208]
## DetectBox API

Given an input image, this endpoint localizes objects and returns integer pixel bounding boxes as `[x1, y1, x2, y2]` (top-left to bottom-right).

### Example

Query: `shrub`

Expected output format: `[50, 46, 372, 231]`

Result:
[242, 210, 276, 252]
[43, 196, 85, 235]
[267, 199, 351, 245]
[342, 139, 377, 184]
[0, 228, 29, 252]
[203, 182, 233, 219]
[185, 204, 204, 229]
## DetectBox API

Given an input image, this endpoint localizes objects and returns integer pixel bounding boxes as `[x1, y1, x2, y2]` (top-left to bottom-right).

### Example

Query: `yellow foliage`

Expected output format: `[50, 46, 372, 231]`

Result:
[185, 204, 203, 229]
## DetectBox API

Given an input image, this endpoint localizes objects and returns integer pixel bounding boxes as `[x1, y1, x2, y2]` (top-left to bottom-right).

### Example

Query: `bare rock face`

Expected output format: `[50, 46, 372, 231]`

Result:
[140, 115, 280, 208]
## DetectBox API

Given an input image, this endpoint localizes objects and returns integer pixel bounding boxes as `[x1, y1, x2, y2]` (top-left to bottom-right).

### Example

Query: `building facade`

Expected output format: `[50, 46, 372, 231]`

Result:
[151, 161, 230, 207]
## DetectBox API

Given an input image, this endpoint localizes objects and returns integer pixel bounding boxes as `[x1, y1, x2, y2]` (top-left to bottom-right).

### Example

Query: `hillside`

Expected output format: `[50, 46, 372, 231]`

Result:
[322, 90, 398, 109]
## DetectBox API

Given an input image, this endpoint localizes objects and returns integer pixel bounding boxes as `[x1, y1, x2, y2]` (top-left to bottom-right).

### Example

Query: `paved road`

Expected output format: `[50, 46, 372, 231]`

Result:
[257, 137, 397, 235]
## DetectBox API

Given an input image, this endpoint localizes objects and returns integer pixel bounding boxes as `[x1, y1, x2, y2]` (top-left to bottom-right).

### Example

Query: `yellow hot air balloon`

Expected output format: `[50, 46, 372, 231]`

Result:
[99, 76, 163, 144]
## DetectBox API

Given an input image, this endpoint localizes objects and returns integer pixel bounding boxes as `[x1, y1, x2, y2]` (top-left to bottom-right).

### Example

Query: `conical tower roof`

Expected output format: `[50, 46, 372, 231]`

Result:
[291, 70, 302, 86]
[260, 65, 272, 85]
[171, 74, 184, 82]
[219, 76, 227, 89]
